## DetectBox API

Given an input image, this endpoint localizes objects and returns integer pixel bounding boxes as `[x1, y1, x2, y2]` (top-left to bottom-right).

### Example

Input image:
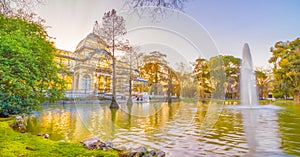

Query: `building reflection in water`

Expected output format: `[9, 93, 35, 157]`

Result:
[27, 102, 181, 142]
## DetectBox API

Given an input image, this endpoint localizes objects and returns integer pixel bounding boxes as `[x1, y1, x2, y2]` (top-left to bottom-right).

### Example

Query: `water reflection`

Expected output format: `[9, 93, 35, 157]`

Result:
[27, 102, 300, 156]
[241, 108, 283, 156]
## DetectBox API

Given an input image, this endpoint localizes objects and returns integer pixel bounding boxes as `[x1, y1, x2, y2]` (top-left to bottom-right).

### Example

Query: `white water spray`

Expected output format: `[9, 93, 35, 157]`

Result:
[240, 43, 258, 106]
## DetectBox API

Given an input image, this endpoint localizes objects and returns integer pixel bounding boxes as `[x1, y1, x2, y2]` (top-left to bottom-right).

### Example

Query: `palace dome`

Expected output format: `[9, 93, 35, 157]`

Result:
[75, 33, 109, 53]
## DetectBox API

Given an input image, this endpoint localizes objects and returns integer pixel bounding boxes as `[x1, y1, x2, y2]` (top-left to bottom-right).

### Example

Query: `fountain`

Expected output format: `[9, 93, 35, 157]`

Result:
[238, 43, 283, 155]
[240, 43, 259, 106]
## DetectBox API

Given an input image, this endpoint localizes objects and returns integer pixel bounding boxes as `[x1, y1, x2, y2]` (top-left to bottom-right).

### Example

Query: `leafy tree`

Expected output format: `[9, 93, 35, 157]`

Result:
[193, 58, 211, 99]
[255, 68, 272, 99]
[193, 55, 237, 100]
[207, 56, 226, 99]
[0, 14, 65, 117]
[176, 62, 197, 98]
[96, 9, 127, 108]
[222, 55, 241, 99]
[141, 51, 168, 92]
[269, 38, 300, 103]
[139, 51, 180, 99]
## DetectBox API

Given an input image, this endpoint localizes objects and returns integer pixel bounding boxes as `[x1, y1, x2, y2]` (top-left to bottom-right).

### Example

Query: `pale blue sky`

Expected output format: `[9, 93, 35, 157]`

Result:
[36, 0, 300, 67]
[185, 0, 300, 67]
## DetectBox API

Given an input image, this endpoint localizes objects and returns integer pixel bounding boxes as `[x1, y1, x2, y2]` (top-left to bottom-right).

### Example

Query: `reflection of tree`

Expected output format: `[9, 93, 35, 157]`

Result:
[278, 104, 300, 156]
[168, 102, 180, 120]
[110, 108, 118, 136]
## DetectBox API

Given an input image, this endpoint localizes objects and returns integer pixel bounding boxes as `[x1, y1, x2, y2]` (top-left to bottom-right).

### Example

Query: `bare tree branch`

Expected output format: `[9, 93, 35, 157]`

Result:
[124, 0, 188, 11]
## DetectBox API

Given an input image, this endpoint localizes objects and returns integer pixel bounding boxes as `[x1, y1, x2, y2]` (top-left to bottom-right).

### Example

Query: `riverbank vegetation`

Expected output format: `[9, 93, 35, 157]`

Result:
[0, 117, 118, 157]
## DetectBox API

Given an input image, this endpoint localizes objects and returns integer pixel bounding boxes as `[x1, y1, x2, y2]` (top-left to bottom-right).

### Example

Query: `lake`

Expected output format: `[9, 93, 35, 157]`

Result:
[27, 101, 300, 156]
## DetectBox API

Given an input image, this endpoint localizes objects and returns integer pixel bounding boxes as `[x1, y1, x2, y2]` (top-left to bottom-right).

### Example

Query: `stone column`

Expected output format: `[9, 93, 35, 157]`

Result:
[103, 75, 106, 93]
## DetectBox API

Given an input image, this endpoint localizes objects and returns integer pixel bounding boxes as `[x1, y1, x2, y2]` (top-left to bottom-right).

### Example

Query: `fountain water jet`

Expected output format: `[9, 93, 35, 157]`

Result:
[237, 44, 283, 155]
[240, 43, 259, 106]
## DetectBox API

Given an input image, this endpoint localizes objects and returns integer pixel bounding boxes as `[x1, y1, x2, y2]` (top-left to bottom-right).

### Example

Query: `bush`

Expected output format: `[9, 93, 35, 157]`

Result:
[0, 92, 37, 117]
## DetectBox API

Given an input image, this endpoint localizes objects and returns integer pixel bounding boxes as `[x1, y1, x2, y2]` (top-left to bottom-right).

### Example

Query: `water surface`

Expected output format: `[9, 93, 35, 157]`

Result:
[27, 101, 300, 156]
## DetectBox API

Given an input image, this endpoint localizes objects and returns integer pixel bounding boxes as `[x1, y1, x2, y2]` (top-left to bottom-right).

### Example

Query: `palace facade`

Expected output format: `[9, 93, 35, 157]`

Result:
[55, 32, 147, 97]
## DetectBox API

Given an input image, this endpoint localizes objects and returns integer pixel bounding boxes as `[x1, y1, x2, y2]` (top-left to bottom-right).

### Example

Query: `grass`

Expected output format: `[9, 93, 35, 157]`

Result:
[0, 117, 118, 157]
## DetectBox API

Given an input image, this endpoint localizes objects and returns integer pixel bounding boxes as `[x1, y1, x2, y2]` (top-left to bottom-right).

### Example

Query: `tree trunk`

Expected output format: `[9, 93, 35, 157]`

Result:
[110, 59, 119, 109]
[294, 90, 299, 104]
[166, 69, 172, 103]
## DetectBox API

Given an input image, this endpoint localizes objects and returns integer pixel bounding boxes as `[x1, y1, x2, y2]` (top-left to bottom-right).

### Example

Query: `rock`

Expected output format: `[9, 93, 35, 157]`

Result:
[13, 124, 26, 133]
[81, 138, 118, 150]
[81, 137, 101, 150]
[15, 116, 24, 124]
[148, 150, 157, 156]
[44, 134, 49, 139]
[26, 146, 35, 151]
[120, 146, 148, 157]
[17, 124, 26, 133]
[105, 140, 115, 148]
[156, 151, 166, 157]
[142, 154, 152, 157]
[12, 116, 26, 133]
[143, 150, 165, 157]
[115, 146, 127, 151]
[134, 146, 148, 156]
[81, 137, 165, 157]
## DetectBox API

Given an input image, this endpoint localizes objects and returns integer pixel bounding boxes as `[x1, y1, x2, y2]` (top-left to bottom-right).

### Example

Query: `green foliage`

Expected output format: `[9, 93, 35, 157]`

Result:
[193, 55, 242, 99]
[139, 51, 180, 97]
[269, 38, 300, 102]
[0, 14, 65, 117]
[0, 92, 37, 117]
[193, 58, 212, 98]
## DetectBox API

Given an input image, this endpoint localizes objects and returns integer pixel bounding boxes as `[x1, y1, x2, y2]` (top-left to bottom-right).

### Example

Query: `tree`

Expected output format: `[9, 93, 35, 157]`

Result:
[125, 0, 188, 11]
[269, 38, 300, 103]
[0, 14, 65, 117]
[193, 55, 241, 100]
[97, 9, 127, 108]
[255, 68, 272, 99]
[119, 41, 143, 104]
[139, 51, 180, 99]
[221, 55, 241, 99]
[176, 62, 197, 98]
[1, 0, 44, 23]
[124, 0, 190, 22]
[193, 58, 211, 100]
[140, 51, 167, 95]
